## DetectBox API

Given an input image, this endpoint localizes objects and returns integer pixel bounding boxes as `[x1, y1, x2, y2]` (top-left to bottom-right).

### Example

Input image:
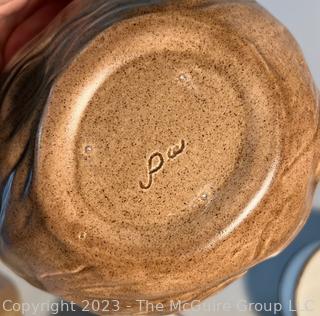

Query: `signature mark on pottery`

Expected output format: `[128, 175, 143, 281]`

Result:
[139, 152, 164, 190]
[167, 139, 186, 159]
[139, 140, 186, 190]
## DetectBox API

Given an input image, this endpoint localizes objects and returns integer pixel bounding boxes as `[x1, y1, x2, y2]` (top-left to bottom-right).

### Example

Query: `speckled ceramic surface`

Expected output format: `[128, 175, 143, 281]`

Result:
[0, 0, 319, 315]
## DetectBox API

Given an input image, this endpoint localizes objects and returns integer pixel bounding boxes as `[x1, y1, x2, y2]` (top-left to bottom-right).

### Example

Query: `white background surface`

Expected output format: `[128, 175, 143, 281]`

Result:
[0, 1, 319, 315]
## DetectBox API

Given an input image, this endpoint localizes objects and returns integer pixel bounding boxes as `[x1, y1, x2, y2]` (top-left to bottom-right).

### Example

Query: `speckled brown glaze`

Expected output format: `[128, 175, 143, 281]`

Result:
[0, 0, 319, 315]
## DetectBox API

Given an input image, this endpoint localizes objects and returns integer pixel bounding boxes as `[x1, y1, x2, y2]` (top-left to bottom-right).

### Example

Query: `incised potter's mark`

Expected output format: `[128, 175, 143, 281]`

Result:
[139, 140, 186, 190]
